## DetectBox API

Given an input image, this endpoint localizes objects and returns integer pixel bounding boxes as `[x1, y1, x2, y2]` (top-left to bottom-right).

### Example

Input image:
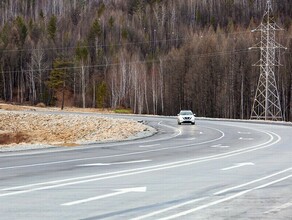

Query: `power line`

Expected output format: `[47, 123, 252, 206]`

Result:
[0, 49, 253, 74]
[0, 30, 258, 53]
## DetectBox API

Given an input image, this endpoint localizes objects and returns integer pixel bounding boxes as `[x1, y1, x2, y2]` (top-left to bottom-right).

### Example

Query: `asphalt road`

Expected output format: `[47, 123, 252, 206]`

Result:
[0, 114, 291, 220]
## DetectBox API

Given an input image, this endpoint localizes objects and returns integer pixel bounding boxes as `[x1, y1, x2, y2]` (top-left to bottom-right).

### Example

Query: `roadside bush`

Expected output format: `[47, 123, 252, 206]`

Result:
[0, 132, 29, 145]
[36, 102, 46, 107]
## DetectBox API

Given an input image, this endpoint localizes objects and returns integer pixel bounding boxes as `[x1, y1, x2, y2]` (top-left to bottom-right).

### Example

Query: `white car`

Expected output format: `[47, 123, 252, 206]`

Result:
[177, 110, 196, 125]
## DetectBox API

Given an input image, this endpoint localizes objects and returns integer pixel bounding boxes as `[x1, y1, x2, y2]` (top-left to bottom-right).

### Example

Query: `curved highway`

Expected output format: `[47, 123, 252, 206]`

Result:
[0, 114, 291, 220]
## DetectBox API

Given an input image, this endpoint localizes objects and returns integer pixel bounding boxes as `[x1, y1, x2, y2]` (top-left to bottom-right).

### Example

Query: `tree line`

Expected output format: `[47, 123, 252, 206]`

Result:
[0, 0, 291, 120]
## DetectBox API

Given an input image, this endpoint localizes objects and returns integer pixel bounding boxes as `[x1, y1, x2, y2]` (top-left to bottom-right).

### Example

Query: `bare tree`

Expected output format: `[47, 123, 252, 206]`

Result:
[28, 46, 49, 102]
[76, 43, 89, 108]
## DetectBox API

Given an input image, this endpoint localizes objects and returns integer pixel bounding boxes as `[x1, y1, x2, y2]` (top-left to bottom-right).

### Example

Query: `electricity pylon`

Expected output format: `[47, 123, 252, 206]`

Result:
[250, 0, 287, 121]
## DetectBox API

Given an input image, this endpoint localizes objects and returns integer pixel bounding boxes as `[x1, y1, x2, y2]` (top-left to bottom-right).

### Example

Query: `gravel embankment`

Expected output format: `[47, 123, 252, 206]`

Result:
[0, 111, 154, 151]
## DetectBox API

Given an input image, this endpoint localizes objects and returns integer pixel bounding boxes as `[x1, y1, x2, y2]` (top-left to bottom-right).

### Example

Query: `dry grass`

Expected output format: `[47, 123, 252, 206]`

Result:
[0, 103, 114, 113]
[0, 103, 29, 111]
[0, 132, 29, 145]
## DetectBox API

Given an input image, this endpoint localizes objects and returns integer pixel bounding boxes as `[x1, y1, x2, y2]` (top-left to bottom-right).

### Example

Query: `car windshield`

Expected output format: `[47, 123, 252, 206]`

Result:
[180, 111, 193, 115]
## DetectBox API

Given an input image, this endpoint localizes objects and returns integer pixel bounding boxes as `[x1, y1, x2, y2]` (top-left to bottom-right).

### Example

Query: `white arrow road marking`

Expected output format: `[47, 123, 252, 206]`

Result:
[139, 144, 160, 148]
[0, 130, 279, 199]
[199, 132, 203, 134]
[210, 144, 230, 148]
[77, 160, 151, 167]
[186, 138, 197, 141]
[239, 137, 254, 140]
[61, 187, 147, 206]
[221, 162, 255, 171]
[238, 131, 251, 134]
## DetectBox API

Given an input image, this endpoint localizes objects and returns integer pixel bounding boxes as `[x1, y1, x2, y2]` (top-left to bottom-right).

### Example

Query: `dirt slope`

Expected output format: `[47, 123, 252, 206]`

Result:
[0, 104, 151, 147]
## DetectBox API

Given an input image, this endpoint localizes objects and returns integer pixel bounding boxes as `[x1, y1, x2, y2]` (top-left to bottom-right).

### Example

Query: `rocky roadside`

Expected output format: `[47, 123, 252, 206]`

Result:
[0, 111, 155, 151]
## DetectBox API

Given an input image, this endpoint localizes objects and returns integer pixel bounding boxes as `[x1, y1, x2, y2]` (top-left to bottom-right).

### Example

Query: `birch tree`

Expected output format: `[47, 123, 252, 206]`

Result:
[28, 47, 49, 102]
[75, 42, 88, 108]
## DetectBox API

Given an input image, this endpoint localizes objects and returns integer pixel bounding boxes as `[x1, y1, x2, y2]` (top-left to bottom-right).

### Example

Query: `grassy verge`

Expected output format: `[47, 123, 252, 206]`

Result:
[114, 109, 133, 114]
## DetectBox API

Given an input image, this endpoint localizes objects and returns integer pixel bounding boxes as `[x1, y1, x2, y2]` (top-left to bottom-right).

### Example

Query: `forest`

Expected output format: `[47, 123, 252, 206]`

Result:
[0, 0, 291, 120]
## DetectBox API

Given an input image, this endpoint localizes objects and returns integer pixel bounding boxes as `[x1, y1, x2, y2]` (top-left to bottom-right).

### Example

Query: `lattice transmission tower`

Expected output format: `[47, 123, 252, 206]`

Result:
[250, 0, 286, 121]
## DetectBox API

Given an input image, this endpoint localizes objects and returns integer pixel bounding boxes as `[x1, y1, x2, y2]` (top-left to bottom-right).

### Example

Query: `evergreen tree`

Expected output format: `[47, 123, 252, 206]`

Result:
[48, 58, 73, 110]
[48, 15, 57, 42]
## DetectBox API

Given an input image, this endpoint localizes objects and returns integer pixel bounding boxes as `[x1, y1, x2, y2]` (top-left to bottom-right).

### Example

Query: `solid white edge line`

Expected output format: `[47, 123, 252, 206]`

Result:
[264, 201, 292, 214]
[158, 174, 292, 220]
[130, 197, 207, 220]
[0, 127, 278, 195]
[0, 124, 218, 171]
[0, 130, 278, 198]
[214, 167, 292, 195]
[0, 125, 281, 200]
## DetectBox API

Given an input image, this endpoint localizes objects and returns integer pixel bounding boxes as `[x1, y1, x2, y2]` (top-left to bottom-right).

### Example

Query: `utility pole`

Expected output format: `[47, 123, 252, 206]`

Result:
[250, 0, 287, 121]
